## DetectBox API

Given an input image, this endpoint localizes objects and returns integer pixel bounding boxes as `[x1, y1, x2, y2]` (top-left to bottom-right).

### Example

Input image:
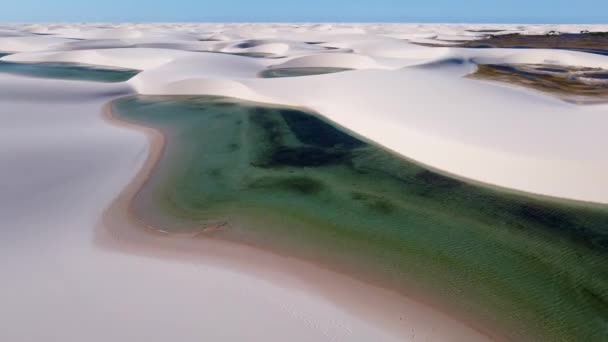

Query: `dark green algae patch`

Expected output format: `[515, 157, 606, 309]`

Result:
[113, 95, 608, 342]
[0, 60, 139, 82]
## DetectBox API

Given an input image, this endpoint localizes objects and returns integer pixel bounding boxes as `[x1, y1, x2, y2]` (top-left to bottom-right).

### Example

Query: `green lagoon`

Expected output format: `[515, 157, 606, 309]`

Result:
[114, 95, 608, 342]
[204, 51, 284, 59]
[260, 67, 352, 78]
[0, 60, 139, 82]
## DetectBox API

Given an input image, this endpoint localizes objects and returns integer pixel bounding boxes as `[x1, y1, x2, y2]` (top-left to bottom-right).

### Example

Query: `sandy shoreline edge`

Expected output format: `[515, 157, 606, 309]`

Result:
[97, 98, 498, 341]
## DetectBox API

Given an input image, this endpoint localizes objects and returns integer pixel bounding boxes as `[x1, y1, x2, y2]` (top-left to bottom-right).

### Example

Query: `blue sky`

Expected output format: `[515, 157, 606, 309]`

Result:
[1, 0, 607, 23]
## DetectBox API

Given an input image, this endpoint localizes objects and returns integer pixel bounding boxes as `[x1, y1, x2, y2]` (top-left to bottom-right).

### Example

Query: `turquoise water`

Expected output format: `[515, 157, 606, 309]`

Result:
[228, 52, 281, 58]
[205, 51, 283, 59]
[114, 95, 608, 342]
[0, 61, 139, 82]
[259, 67, 352, 78]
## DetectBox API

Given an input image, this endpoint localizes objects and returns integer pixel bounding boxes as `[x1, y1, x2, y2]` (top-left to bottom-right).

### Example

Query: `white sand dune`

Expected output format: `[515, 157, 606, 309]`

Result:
[218, 40, 291, 55]
[62, 38, 604, 204]
[2, 47, 195, 70]
[0, 35, 73, 52]
[272, 53, 380, 69]
[2, 23, 608, 342]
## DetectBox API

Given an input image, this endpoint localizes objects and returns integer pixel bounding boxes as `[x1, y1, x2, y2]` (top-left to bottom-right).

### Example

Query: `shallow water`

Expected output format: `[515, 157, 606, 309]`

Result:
[205, 51, 283, 59]
[462, 33, 608, 57]
[585, 72, 608, 80]
[473, 46, 608, 56]
[0, 61, 139, 82]
[229, 52, 280, 58]
[387, 34, 608, 56]
[260, 67, 352, 78]
[114, 96, 608, 342]
[471, 64, 608, 101]
[466, 29, 505, 33]
[534, 66, 568, 73]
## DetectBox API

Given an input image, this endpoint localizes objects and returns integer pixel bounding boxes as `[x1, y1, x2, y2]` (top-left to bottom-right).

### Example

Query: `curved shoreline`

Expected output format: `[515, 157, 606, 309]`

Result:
[97, 98, 497, 342]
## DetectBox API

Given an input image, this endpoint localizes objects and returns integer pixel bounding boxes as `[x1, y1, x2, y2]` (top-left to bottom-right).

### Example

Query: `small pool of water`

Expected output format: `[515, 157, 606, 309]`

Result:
[0, 60, 139, 82]
[466, 29, 505, 33]
[470, 64, 608, 101]
[488, 64, 541, 78]
[534, 67, 568, 73]
[259, 67, 352, 78]
[584, 72, 608, 80]
[230, 52, 282, 58]
[466, 45, 608, 57]
[201, 50, 284, 59]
